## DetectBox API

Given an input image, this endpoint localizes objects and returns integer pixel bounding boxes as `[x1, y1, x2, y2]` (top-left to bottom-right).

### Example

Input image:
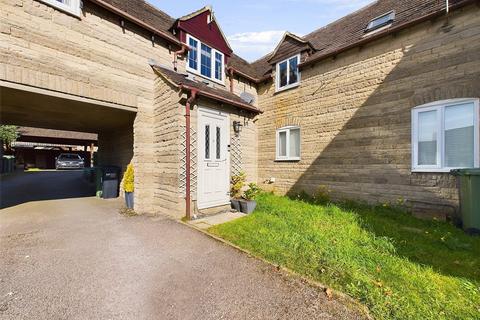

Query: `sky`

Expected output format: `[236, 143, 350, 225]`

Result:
[148, 0, 375, 62]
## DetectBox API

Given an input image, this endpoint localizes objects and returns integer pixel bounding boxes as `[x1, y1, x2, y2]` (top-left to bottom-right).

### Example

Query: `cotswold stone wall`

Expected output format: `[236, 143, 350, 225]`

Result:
[152, 78, 183, 216]
[257, 5, 480, 218]
[0, 0, 174, 106]
[0, 0, 176, 214]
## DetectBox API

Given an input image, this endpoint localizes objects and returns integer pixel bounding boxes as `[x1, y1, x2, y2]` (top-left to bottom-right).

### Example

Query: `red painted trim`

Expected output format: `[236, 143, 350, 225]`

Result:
[173, 44, 190, 71]
[177, 11, 232, 56]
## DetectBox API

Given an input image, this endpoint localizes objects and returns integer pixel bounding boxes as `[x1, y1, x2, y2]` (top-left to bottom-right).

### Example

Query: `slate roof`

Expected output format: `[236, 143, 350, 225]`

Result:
[93, 0, 475, 81]
[244, 0, 475, 78]
[18, 127, 98, 141]
[99, 0, 175, 32]
[227, 54, 270, 81]
[151, 65, 262, 113]
[302, 0, 474, 65]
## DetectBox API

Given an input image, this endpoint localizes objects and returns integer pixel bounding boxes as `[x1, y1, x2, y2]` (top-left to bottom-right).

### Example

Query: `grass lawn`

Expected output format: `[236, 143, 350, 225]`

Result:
[209, 193, 480, 320]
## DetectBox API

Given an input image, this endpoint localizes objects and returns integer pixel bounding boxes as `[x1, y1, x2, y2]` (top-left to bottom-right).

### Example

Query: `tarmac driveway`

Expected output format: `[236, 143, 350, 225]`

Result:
[0, 171, 362, 319]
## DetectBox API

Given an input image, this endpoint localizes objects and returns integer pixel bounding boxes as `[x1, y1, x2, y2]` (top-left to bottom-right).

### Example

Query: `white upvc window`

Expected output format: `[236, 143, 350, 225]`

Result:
[276, 126, 301, 161]
[39, 0, 81, 17]
[412, 98, 480, 172]
[275, 54, 300, 92]
[186, 34, 224, 85]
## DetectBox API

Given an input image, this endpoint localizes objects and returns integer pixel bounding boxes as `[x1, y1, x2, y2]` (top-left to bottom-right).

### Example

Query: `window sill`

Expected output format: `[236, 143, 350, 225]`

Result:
[275, 158, 301, 162]
[411, 167, 479, 173]
[275, 82, 300, 94]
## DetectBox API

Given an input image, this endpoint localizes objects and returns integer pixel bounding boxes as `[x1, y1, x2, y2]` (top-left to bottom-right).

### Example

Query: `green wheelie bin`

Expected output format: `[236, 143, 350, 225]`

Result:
[451, 169, 480, 235]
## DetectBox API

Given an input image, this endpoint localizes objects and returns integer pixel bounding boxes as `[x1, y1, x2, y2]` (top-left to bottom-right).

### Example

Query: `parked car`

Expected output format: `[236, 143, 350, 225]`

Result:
[55, 153, 85, 170]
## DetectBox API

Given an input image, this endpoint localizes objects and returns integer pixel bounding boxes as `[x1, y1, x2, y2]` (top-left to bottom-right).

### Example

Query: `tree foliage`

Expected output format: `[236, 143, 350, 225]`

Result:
[0, 125, 19, 150]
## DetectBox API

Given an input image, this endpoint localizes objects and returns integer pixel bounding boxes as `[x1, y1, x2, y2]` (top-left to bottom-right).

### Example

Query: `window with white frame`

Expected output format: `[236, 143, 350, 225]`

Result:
[186, 34, 224, 84]
[276, 126, 301, 161]
[39, 0, 81, 17]
[276, 54, 300, 92]
[275, 55, 300, 92]
[412, 99, 479, 172]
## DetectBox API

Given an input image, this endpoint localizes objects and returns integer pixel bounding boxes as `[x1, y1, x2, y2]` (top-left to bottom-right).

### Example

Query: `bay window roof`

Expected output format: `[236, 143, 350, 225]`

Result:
[151, 65, 262, 114]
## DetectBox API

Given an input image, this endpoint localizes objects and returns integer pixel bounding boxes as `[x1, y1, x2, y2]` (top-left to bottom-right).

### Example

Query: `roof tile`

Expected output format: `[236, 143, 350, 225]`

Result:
[151, 65, 262, 113]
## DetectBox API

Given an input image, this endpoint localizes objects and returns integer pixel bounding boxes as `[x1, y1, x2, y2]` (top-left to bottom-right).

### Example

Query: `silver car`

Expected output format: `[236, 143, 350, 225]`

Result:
[55, 153, 85, 170]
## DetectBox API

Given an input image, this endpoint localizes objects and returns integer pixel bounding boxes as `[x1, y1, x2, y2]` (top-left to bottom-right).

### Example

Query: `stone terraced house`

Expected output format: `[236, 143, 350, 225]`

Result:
[1, 0, 479, 219]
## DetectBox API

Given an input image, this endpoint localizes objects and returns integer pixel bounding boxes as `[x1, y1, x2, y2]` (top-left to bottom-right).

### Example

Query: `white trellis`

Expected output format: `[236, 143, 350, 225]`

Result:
[230, 135, 242, 176]
[179, 126, 197, 197]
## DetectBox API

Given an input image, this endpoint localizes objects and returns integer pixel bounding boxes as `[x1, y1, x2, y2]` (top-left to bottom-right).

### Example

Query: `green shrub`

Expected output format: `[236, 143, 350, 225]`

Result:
[243, 183, 261, 200]
[230, 171, 246, 199]
[122, 163, 134, 193]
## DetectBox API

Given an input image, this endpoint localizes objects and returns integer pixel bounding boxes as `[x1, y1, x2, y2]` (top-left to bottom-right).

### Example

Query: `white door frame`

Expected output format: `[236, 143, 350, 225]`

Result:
[197, 106, 230, 209]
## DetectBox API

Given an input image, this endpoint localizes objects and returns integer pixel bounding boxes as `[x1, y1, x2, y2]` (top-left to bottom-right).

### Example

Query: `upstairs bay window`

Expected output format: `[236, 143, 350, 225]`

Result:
[412, 99, 479, 172]
[188, 37, 198, 70]
[186, 35, 224, 84]
[276, 126, 301, 161]
[276, 54, 300, 92]
[215, 52, 223, 81]
[200, 44, 212, 78]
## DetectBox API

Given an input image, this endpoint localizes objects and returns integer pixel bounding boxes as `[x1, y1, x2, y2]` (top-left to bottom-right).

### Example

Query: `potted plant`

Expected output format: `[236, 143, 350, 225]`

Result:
[240, 183, 261, 214]
[230, 171, 246, 211]
[122, 163, 134, 209]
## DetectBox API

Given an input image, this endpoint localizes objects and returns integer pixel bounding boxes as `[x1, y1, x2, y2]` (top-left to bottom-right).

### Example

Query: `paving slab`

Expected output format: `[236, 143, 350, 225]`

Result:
[189, 211, 246, 229]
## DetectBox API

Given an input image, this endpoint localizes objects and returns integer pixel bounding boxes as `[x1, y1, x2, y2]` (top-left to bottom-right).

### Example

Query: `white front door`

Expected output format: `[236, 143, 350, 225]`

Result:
[197, 107, 230, 209]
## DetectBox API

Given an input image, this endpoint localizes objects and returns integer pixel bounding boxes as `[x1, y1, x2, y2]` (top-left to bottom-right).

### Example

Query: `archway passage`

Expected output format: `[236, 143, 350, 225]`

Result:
[0, 82, 136, 209]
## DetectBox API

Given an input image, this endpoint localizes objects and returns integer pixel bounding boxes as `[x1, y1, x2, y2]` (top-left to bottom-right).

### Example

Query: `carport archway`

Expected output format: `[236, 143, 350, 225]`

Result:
[0, 81, 137, 208]
[0, 170, 96, 209]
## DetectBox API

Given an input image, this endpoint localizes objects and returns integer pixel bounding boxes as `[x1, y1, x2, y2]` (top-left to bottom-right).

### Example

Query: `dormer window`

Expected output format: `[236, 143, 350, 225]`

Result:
[39, 0, 81, 17]
[275, 54, 300, 92]
[366, 11, 395, 33]
[187, 34, 224, 84]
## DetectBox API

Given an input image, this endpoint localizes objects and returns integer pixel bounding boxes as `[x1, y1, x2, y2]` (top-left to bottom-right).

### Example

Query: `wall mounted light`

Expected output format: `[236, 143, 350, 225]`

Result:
[233, 121, 243, 135]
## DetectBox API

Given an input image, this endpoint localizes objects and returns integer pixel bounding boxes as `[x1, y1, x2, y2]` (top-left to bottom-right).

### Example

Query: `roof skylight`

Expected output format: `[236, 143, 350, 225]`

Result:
[366, 11, 395, 32]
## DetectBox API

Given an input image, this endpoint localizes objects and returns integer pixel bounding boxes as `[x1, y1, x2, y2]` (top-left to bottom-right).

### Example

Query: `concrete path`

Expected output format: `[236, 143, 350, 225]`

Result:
[0, 171, 362, 319]
[188, 211, 246, 230]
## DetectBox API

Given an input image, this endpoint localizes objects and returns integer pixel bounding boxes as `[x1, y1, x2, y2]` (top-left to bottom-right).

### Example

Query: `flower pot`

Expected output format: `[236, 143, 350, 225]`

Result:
[240, 200, 257, 214]
[231, 199, 241, 211]
[125, 191, 134, 209]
